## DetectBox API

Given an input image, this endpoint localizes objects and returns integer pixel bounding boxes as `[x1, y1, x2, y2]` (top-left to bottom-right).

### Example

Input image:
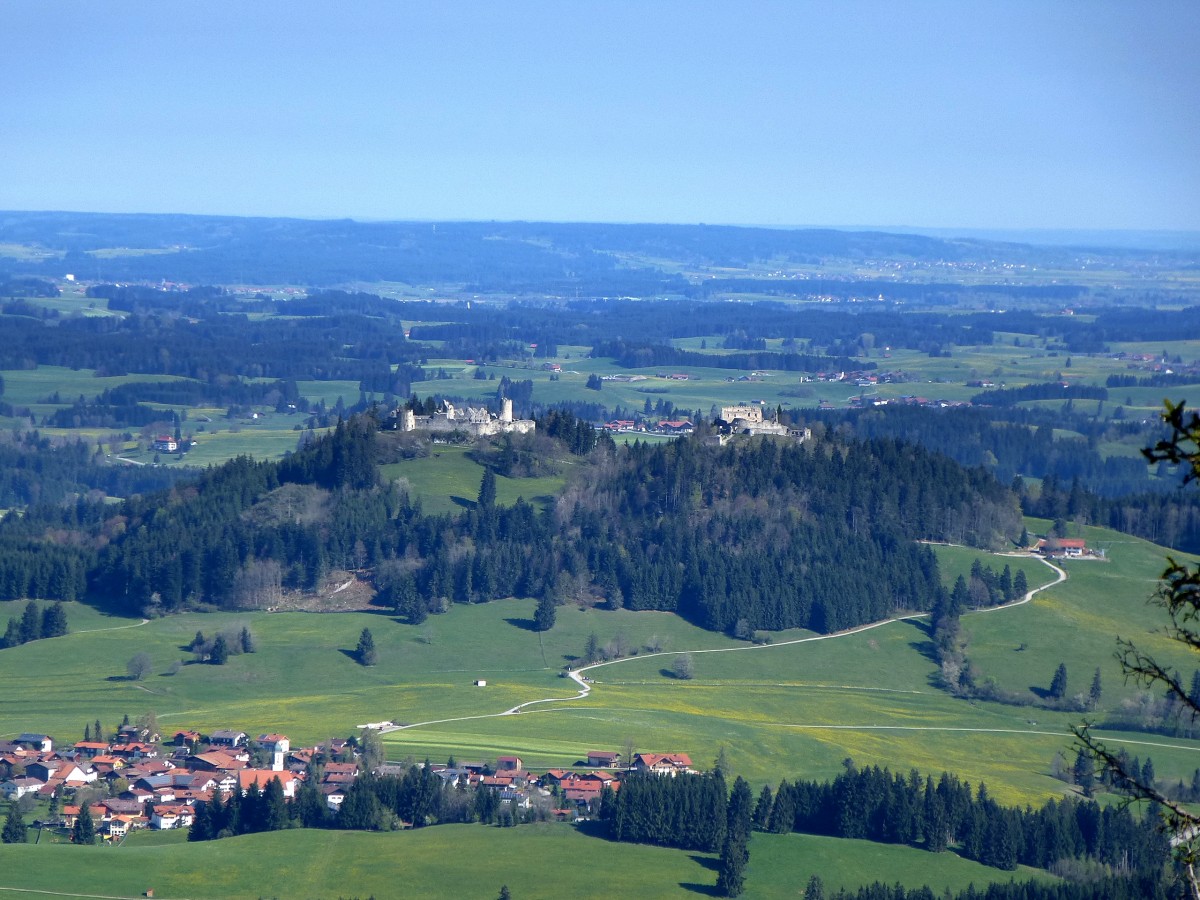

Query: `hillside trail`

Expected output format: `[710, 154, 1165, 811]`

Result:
[71, 618, 150, 635]
[392, 555, 1066, 733]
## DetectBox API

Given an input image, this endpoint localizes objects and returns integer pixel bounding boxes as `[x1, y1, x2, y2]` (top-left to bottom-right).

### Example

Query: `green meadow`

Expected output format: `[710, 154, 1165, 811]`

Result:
[380, 443, 571, 515]
[0, 823, 1053, 900]
[5, 526, 1196, 810]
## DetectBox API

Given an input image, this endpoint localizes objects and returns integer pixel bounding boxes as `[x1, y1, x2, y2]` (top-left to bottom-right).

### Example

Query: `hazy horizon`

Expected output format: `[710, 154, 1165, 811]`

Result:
[2, 1, 1197, 232]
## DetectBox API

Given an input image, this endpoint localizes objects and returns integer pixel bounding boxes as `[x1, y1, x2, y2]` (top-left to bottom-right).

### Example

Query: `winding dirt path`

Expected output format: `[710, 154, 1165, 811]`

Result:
[395, 556, 1066, 733]
[71, 618, 150, 635]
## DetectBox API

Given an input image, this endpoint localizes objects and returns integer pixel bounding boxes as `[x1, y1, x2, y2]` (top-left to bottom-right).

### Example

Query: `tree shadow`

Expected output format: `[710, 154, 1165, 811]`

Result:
[688, 854, 720, 872]
[105, 675, 137, 682]
[338, 648, 360, 662]
[572, 819, 609, 839]
[908, 639, 939, 664]
[450, 495, 475, 509]
[504, 617, 538, 632]
[678, 883, 720, 896]
[1030, 686, 1052, 700]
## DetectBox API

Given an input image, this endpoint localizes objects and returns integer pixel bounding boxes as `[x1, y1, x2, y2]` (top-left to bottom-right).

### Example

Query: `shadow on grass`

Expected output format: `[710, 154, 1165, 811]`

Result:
[688, 854, 721, 872]
[572, 819, 609, 840]
[338, 648, 363, 663]
[504, 617, 538, 632]
[450, 495, 475, 509]
[679, 883, 720, 896]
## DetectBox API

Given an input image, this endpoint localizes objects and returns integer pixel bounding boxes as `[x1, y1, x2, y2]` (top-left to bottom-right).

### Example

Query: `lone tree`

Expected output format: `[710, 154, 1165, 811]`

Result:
[126, 652, 153, 681]
[1049, 663, 1068, 700]
[356, 628, 377, 666]
[1075, 401, 1200, 897]
[534, 594, 556, 632]
[673, 653, 695, 680]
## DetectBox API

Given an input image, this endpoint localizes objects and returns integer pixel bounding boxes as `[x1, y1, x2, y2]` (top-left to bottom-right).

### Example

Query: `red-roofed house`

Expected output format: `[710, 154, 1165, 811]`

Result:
[151, 804, 195, 830]
[237, 769, 297, 799]
[74, 741, 111, 757]
[633, 753, 695, 776]
[1036, 537, 1087, 557]
[496, 756, 523, 772]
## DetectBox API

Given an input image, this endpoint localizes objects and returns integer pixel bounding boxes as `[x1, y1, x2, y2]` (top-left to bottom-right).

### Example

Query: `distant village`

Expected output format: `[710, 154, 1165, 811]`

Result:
[1, 726, 695, 841]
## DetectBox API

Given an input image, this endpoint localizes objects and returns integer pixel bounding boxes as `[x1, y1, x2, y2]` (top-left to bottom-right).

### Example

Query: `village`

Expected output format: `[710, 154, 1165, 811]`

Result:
[1, 725, 697, 842]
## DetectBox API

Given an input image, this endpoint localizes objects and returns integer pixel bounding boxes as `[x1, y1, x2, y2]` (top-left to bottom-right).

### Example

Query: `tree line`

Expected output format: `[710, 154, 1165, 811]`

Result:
[763, 764, 1167, 875]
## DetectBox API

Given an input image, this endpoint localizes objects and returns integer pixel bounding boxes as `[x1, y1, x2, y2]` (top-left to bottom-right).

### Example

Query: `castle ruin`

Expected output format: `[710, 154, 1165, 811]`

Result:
[391, 398, 536, 437]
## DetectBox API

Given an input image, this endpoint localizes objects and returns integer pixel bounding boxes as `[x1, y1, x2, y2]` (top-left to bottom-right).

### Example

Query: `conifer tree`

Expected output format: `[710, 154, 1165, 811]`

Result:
[753, 785, 773, 830]
[18, 601, 40, 644]
[356, 627, 377, 666]
[1049, 663, 1068, 700]
[1089, 667, 1103, 708]
[3, 804, 27, 843]
[477, 468, 497, 509]
[717, 776, 753, 897]
[72, 808, 96, 844]
[534, 594, 556, 632]
[41, 601, 68, 638]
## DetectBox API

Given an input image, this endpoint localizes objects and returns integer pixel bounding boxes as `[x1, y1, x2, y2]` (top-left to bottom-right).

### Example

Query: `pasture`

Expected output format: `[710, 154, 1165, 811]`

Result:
[5, 526, 1196, 808]
[0, 822, 1054, 900]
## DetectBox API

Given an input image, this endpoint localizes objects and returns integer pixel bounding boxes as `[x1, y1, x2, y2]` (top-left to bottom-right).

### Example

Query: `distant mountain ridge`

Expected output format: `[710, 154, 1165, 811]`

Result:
[0, 210, 1193, 289]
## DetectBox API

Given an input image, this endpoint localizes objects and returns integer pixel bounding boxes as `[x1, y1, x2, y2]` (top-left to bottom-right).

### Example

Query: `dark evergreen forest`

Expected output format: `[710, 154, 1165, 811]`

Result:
[0, 412, 1024, 636]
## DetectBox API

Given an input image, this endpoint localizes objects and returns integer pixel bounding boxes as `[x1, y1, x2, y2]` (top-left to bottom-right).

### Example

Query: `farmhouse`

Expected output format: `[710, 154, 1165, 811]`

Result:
[1036, 537, 1087, 558]
[208, 729, 247, 748]
[150, 803, 195, 830]
[0, 776, 45, 800]
[633, 753, 695, 776]
[586, 750, 621, 768]
[15, 733, 53, 752]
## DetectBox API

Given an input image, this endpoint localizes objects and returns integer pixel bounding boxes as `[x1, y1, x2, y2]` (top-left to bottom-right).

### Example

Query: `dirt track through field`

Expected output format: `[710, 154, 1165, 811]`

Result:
[392, 556, 1067, 733]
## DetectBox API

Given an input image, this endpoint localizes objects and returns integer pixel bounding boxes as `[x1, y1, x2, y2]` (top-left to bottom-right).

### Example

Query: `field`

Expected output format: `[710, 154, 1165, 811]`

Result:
[0, 822, 1055, 900]
[4, 527, 1199, 809]
[379, 443, 571, 515]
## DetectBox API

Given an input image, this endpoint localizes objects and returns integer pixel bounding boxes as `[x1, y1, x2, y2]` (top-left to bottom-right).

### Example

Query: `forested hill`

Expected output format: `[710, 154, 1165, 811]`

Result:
[0, 414, 1021, 635]
[0, 211, 1152, 290]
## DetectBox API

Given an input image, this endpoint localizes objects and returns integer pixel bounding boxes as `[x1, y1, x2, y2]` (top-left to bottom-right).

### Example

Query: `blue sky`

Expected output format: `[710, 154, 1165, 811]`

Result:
[2, 1, 1197, 230]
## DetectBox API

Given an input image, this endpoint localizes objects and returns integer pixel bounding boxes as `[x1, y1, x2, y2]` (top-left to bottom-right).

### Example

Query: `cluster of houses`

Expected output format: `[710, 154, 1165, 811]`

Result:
[2, 727, 695, 840]
[420, 751, 695, 817]
[3, 728, 323, 840]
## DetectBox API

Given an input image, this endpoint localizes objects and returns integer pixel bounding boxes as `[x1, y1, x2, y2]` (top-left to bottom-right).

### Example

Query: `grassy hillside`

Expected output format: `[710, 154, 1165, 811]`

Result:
[0, 823, 1054, 900]
[3, 528, 1198, 807]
